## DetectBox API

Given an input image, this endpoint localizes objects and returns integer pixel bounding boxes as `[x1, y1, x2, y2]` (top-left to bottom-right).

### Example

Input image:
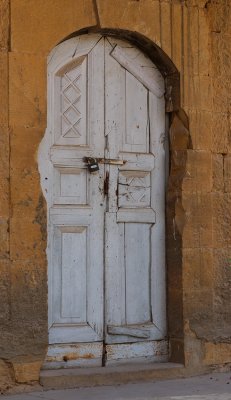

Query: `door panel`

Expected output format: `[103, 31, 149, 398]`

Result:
[57, 226, 87, 321]
[106, 341, 168, 366]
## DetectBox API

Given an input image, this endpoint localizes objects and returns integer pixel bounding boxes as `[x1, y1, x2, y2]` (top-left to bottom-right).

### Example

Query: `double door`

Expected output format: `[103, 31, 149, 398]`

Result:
[40, 34, 167, 367]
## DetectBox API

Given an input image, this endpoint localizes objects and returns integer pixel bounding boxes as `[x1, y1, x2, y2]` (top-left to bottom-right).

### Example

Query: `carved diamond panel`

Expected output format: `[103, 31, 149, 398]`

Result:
[59, 58, 87, 144]
[118, 171, 151, 208]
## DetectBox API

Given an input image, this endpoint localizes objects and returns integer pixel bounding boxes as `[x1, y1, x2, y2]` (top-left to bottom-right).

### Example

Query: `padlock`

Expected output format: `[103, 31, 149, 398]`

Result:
[83, 157, 99, 173]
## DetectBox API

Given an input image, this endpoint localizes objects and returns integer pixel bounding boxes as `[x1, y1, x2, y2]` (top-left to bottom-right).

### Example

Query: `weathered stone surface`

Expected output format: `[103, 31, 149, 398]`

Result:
[198, 7, 211, 77]
[183, 248, 214, 335]
[212, 154, 224, 192]
[0, 125, 10, 218]
[211, 34, 231, 79]
[182, 151, 212, 193]
[224, 155, 231, 192]
[0, 359, 14, 393]
[188, 111, 212, 150]
[160, 1, 171, 60]
[187, 76, 213, 112]
[0, 220, 9, 260]
[203, 343, 231, 365]
[212, 79, 231, 114]
[188, 5, 200, 76]
[183, 248, 213, 290]
[11, 0, 97, 54]
[170, 112, 190, 151]
[10, 216, 46, 262]
[0, 53, 8, 126]
[207, 0, 231, 36]
[212, 194, 231, 248]
[9, 53, 46, 128]
[171, 2, 182, 72]
[181, 193, 213, 248]
[212, 248, 231, 326]
[0, 261, 10, 321]
[96, 0, 161, 46]
[10, 260, 47, 323]
[12, 357, 43, 383]
[10, 126, 47, 262]
[184, 321, 204, 369]
[0, 0, 9, 51]
[10, 127, 45, 216]
[184, 288, 214, 326]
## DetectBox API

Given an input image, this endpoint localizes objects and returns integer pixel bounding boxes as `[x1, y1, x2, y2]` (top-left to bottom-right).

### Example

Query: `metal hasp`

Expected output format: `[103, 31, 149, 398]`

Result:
[97, 158, 126, 166]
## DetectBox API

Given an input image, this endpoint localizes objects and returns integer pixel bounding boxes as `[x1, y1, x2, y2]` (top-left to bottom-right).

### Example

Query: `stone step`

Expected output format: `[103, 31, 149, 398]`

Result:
[40, 362, 186, 390]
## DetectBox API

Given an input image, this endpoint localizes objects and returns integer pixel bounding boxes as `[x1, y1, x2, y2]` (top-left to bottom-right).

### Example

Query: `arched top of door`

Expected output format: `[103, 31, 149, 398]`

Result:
[50, 29, 180, 112]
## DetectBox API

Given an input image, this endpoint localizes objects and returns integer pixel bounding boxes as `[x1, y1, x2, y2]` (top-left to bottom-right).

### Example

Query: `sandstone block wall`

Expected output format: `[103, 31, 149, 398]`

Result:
[0, 0, 230, 390]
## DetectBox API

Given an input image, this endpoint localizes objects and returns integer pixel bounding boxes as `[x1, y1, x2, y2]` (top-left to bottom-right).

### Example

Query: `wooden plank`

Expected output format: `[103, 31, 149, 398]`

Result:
[49, 324, 101, 344]
[117, 208, 156, 224]
[105, 213, 126, 326]
[149, 92, 167, 336]
[86, 38, 105, 339]
[119, 152, 155, 171]
[44, 343, 103, 369]
[108, 326, 150, 339]
[105, 38, 125, 212]
[106, 340, 168, 366]
[124, 71, 148, 153]
[106, 324, 166, 344]
[50, 209, 93, 224]
[87, 38, 105, 156]
[105, 38, 125, 158]
[111, 45, 164, 98]
[50, 147, 94, 167]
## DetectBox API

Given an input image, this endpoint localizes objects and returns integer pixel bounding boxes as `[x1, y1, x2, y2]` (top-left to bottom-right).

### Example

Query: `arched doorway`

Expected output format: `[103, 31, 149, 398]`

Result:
[39, 33, 167, 368]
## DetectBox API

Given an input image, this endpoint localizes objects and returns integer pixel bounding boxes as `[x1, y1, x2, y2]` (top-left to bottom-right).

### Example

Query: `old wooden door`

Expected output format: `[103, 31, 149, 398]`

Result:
[39, 34, 167, 368]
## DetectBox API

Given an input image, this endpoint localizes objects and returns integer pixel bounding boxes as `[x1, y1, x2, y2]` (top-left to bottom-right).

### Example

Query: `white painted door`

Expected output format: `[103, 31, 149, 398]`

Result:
[39, 34, 167, 368]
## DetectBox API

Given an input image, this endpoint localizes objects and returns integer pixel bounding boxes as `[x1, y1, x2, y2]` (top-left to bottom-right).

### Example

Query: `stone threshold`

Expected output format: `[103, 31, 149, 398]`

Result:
[40, 362, 186, 389]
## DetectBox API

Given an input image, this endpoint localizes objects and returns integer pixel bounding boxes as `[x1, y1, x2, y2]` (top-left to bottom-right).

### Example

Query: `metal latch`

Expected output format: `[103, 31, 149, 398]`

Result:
[83, 156, 126, 171]
[97, 158, 126, 166]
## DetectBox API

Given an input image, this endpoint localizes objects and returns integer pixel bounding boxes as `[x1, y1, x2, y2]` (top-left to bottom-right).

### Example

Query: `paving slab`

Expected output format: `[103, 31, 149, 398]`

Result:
[1, 372, 231, 400]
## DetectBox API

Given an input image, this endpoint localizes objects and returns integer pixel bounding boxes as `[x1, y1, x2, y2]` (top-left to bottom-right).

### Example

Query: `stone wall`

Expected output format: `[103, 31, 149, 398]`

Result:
[0, 0, 230, 390]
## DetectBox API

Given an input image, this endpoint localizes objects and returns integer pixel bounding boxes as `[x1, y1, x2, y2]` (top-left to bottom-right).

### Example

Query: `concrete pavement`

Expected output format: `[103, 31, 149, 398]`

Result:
[1, 372, 231, 400]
